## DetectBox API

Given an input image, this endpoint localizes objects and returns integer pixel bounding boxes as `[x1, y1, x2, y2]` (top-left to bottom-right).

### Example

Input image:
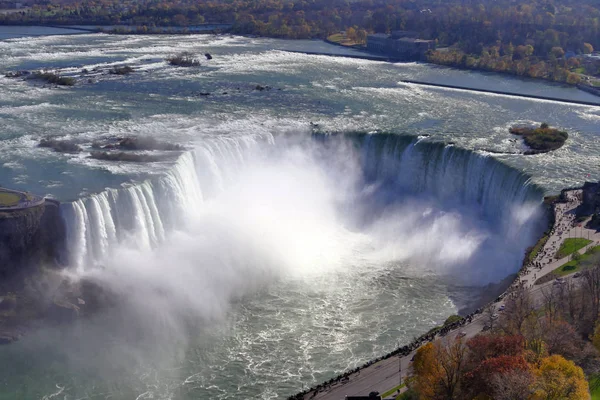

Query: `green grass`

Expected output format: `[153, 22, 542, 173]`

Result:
[444, 315, 462, 325]
[527, 234, 549, 264]
[327, 33, 344, 43]
[381, 383, 406, 399]
[0, 192, 21, 207]
[551, 246, 600, 277]
[555, 238, 593, 259]
[589, 375, 600, 400]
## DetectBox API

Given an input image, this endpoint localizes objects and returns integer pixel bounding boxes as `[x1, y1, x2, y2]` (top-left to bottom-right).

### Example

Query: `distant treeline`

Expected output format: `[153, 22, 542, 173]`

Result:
[3, 0, 600, 83]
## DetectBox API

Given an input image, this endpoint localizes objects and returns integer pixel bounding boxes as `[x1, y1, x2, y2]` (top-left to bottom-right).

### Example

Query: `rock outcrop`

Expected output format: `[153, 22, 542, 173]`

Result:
[0, 199, 66, 279]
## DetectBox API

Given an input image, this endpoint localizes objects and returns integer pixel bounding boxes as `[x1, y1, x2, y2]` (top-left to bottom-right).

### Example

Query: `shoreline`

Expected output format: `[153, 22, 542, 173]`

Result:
[399, 79, 600, 107]
[1, 26, 599, 102]
[291, 185, 596, 400]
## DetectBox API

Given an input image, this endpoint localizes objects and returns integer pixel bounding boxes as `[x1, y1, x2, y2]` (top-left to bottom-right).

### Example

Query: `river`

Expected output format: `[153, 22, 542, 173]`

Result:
[0, 30, 598, 399]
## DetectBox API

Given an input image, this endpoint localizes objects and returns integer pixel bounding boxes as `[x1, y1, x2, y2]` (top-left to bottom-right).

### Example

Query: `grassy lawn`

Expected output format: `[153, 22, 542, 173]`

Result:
[327, 33, 344, 43]
[555, 238, 592, 259]
[0, 192, 21, 207]
[326, 33, 362, 47]
[589, 375, 600, 400]
[552, 246, 600, 277]
[527, 234, 549, 264]
[380, 383, 406, 399]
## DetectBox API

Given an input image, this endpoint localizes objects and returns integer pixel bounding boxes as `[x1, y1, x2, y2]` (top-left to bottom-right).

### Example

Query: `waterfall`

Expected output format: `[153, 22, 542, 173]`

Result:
[351, 133, 543, 223]
[61, 134, 265, 270]
[60, 132, 545, 277]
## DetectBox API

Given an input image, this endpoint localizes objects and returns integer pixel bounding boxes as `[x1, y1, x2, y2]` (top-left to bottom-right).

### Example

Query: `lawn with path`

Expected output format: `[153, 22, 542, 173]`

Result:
[555, 238, 592, 259]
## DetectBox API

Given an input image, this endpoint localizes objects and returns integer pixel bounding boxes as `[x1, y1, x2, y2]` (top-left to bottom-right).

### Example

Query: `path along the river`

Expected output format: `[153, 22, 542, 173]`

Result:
[301, 189, 598, 400]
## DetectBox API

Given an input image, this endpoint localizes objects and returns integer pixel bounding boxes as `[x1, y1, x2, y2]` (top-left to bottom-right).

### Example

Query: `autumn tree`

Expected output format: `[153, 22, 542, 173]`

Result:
[550, 46, 565, 59]
[412, 339, 468, 400]
[532, 355, 589, 400]
[583, 43, 594, 55]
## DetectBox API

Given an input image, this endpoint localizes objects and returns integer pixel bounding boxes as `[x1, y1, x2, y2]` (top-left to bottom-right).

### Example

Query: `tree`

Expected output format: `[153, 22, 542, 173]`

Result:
[500, 285, 536, 336]
[550, 47, 565, 59]
[583, 43, 594, 54]
[591, 323, 600, 352]
[464, 355, 531, 397]
[491, 369, 535, 400]
[412, 339, 468, 400]
[485, 303, 497, 331]
[466, 334, 525, 365]
[346, 26, 357, 42]
[532, 355, 589, 400]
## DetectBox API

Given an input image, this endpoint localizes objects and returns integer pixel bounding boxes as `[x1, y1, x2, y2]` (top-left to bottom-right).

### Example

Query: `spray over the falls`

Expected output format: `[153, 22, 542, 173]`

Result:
[62, 132, 545, 291]
[25, 131, 546, 400]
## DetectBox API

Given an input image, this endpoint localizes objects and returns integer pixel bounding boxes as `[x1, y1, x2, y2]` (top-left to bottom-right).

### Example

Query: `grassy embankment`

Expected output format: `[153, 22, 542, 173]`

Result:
[555, 238, 593, 259]
[590, 375, 600, 400]
[536, 245, 600, 284]
[380, 383, 406, 399]
[326, 33, 363, 47]
[0, 192, 20, 207]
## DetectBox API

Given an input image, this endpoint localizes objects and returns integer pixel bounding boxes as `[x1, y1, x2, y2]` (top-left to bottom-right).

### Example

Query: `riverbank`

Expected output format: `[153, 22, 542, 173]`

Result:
[292, 184, 598, 400]
[399, 79, 600, 107]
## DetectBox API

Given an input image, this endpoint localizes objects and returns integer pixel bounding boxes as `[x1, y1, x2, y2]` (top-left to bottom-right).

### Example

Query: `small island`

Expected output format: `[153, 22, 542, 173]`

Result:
[509, 122, 568, 155]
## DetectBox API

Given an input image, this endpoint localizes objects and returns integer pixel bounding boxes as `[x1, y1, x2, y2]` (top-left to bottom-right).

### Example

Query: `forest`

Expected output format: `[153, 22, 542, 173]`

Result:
[2, 0, 600, 83]
[405, 256, 600, 400]
[2, 0, 600, 81]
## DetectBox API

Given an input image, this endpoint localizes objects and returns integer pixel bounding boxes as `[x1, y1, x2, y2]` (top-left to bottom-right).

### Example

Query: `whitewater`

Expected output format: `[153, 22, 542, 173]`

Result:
[0, 31, 598, 399]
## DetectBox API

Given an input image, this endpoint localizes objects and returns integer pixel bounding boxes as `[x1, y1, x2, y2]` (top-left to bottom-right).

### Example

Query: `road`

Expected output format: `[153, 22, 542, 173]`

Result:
[302, 189, 595, 400]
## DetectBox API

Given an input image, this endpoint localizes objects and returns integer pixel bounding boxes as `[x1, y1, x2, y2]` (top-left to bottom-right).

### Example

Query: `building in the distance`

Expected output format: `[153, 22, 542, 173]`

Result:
[367, 31, 435, 60]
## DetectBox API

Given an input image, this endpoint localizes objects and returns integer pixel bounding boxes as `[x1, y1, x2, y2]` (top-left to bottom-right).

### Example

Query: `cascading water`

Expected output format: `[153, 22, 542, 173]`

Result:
[46, 131, 546, 400]
[62, 131, 545, 281]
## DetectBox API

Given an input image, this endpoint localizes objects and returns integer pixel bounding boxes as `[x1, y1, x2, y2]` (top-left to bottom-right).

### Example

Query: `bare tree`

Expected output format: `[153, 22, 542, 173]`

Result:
[582, 265, 600, 319]
[484, 303, 497, 331]
[490, 370, 535, 400]
[435, 338, 468, 400]
[541, 285, 560, 323]
[499, 285, 535, 336]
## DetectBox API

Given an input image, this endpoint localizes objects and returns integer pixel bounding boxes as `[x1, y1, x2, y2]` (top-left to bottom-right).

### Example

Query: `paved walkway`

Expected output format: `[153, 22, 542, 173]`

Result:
[301, 188, 597, 400]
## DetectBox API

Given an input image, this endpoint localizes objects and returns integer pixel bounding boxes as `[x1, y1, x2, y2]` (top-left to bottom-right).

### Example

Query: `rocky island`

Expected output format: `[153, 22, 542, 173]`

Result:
[510, 122, 568, 155]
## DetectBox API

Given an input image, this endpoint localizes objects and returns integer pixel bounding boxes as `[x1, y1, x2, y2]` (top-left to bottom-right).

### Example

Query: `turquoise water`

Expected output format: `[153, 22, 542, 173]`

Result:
[0, 30, 598, 399]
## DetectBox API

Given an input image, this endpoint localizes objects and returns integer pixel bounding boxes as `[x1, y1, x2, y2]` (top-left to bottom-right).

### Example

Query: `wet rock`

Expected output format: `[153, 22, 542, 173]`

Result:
[38, 138, 82, 153]
[90, 151, 176, 163]
[117, 137, 184, 151]
[205, 53, 213, 60]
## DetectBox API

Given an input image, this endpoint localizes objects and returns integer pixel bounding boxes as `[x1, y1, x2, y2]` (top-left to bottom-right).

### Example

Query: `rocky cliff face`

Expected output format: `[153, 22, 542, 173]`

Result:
[0, 200, 70, 343]
[0, 200, 66, 280]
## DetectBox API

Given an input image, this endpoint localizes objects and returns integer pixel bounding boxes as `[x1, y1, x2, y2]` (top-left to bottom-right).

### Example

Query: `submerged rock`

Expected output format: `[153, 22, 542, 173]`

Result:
[90, 151, 176, 162]
[117, 137, 184, 151]
[39, 138, 82, 153]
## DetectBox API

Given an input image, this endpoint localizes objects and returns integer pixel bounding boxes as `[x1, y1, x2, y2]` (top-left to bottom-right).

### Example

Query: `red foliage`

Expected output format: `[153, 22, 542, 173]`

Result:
[466, 334, 525, 364]
[464, 355, 531, 396]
